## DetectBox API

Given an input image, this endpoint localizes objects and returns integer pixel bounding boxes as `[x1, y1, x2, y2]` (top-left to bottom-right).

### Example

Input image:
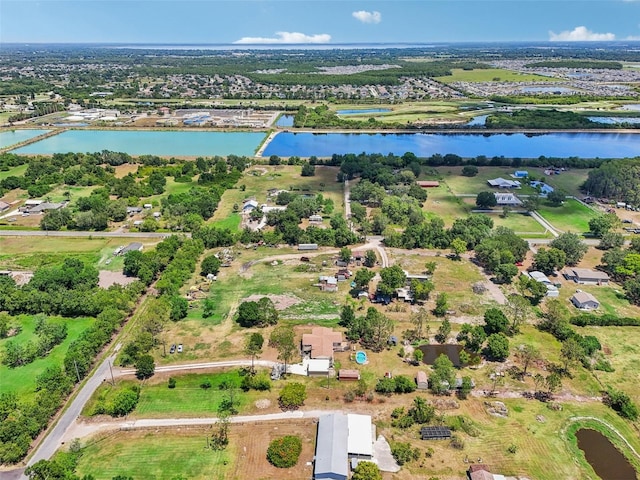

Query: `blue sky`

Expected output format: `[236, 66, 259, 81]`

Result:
[1, 0, 638, 44]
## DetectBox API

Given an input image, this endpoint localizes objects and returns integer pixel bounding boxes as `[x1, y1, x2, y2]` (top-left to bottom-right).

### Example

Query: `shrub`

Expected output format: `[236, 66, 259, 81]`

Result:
[241, 372, 271, 391]
[200, 380, 212, 389]
[108, 386, 140, 417]
[604, 388, 639, 420]
[279, 382, 306, 410]
[391, 441, 420, 465]
[266, 435, 302, 468]
[168, 377, 176, 389]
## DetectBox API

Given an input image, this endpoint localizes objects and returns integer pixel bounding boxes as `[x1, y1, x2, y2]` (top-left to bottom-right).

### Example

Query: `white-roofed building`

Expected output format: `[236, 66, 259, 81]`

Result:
[494, 192, 522, 206]
[487, 178, 521, 189]
[347, 414, 374, 459]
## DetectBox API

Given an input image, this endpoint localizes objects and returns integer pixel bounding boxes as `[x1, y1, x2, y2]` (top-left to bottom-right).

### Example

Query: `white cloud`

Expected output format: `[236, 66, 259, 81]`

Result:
[233, 31, 331, 44]
[549, 26, 616, 41]
[627, 35, 640, 40]
[352, 10, 382, 24]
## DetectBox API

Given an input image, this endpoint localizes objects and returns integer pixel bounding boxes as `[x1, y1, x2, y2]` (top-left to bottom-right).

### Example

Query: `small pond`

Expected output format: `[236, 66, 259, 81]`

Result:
[336, 108, 391, 115]
[417, 344, 477, 367]
[275, 114, 294, 127]
[575, 428, 636, 480]
[466, 115, 488, 126]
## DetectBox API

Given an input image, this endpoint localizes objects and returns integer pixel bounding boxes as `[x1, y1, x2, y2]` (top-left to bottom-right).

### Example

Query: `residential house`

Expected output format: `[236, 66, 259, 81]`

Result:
[318, 275, 338, 292]
[571, 291, 600, 310]
[29, 202, 64, 214]
[494, 192, 522, 206]
[302, 327, 347, 359]
[487, 178, 521, 189]
[563, 268, 610, 285]
[120, 242, 144, 255]
[242, 199, 258, 212]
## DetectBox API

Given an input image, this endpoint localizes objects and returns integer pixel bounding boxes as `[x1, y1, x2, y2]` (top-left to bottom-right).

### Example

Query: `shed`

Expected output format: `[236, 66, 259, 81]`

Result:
[314, 414, 348, 480]
[338, 369, 360, 381]
[416, 371, 429, 390]
[299, 243, 319, 251]
[513, 170, 529, 178]
[563, 268, 610, 285]
[571, 291, 600, 310]
[120, 242, 144, 255]
[306, 358, 331, 376]
[309, 214, 323, 223]
[416, 181, 440, 188]
[0, 201, 9, 212]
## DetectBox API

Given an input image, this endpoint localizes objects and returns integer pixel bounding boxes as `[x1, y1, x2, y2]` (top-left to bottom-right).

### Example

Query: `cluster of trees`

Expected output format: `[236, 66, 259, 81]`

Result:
[583, 158, 640, 207]
[475, 227, 529, 283]
[485, 109, 600, 129]
[263, 210, 358, 247]
[237, 297, 279, 327]
[278, 382, 306, 410]
[524, 60, 623, 69]
[341, 306, 394, 352]
[599, 237, 640, 305]
[91, 384, 141, 417]
[375, 375, 417, 395]
[2, 316, 67, 368]
[0, 257, 137, 318]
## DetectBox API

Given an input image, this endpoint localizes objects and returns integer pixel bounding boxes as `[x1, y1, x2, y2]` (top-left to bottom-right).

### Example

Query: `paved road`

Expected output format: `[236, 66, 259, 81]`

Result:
[21, 353, 118, 476]
[0, 230, 176, 238]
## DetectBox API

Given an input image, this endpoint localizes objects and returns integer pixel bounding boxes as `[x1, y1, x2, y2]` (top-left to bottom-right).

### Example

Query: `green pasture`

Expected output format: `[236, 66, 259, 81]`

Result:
[75, 430, 232, 480]
[435, 68, 561, 84]
[0, 163, 28, 181]
[0, 315, 95, 400]
[537, 199, 597, 234]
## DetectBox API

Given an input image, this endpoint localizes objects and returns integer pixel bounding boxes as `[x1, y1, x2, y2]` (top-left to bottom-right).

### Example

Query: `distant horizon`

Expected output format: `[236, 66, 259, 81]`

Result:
[1, 1, 638, 45]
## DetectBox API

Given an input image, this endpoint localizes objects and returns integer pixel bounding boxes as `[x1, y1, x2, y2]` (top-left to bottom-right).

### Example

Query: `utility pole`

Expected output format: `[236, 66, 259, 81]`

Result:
[108, 360, 116, 386]
[73, 359, 81, 383]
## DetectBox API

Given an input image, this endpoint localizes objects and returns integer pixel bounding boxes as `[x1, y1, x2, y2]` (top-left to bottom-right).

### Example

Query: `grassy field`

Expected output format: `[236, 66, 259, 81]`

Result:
[537, 199, 598, 234]
[211, 165, 343, 228]
[75, 429, 234, 480]
[0, 315, 94, 400]
[85, 370, 268, 418]
[0, 163, 27, 181]
[435, 68, 561, 84]
[0, 236, 161, 270]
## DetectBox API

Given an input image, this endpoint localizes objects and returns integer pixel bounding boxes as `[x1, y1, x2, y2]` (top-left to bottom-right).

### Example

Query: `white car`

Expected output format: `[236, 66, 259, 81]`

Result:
[177, 344, 183, 353]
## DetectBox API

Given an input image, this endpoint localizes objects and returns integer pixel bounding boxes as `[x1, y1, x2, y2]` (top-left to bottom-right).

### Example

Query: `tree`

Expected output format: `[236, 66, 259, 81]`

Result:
[410, 307, 429, 341]
[589, 213, 620, 238]
[533, 247, 566, 275]
[547, 189, 566, 207]
[245, 332, 264, 373]
[516, 344, 540, 375]
[424, 261, 437, 275]
[461, 165, 479, 177]
[476, 191, 497, 209]
[270, 326, 297, 371]
[135, 354, 155, 379]
[200, 254, 221, 276]
[258, 297, 279, 326]
[378, 265, 406, 296]
[549, 232, 588, 266]
[279, 382, 306, 410]
[605, 388, 639, 420]
[450, 238, 467, 259]
[433, 293, 448, 317]
[359, 307, 394, 352]
[560, 337, 585, 372]
[494, 263, 519, 284]
[413, 348, 424, 365]
[354, 268, 375, 289]
[522, 195, 541, 212]
[483, 308, 509, 335]
[458, 376, 473, 400]
[391, 442, 420, 465]
[301, 162, 315, 177]
[411, 279, 435, 302]
[237, 298, 278, 327]
[486, 333, 510, 361]
[435, 318, 451, 344]
[429, 354, 456, 395]
[456, 324, 486, 353]
[339, 247, 352, 263]
[352, 461, 382, 480]
[517, 276, 547, 305]
[267, 435, 302, 468]
[599, 232, 624, 250]
[364, 250, 377, 268]
[545, 372, 562, 395]
[624, 277, 640, 306]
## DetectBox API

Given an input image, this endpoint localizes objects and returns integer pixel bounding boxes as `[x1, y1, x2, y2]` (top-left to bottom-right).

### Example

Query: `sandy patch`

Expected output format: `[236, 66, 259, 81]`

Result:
[241, 294, 302, 310]
[98, 270, 138, 289]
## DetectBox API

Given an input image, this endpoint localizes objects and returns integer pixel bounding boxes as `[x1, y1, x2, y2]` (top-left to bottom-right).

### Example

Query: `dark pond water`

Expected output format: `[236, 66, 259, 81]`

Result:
[418, 344, 466, 366]
[576, 428, 636, 480]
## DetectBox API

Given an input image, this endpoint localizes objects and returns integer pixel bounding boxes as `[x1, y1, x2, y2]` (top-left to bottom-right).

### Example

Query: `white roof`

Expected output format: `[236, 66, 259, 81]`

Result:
[306, 358, 330, 373]
[529, 271, 551, 284]
[347, 414, 373, 457]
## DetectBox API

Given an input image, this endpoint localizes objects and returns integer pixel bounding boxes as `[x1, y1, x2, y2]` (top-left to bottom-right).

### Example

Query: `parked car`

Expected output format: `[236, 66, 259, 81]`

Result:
[169, 344, 176, 354]
[177, 344, 183, 353]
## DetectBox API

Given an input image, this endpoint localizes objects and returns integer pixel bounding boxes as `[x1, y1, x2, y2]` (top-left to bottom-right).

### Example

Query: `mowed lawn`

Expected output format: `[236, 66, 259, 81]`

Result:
[0, 315, 94, 400]
[435, 68, 561, 84]
[75, 430, 233, 480]
[212, 165, 343, 228]
[86, 371, 264, 418]
[537, 199, 598, 234]
[0, 163, 28, 181]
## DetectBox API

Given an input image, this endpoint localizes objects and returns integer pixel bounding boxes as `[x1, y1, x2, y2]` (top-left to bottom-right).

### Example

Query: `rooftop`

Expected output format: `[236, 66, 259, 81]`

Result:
[302, 327, 343, 358]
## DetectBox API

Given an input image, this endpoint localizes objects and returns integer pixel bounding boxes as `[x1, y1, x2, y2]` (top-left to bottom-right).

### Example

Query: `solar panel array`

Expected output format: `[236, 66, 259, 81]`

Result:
[420, 426, 452, 440]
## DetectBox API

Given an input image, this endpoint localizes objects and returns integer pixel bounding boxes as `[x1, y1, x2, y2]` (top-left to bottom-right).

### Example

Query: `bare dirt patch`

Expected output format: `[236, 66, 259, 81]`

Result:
[242, 294, 302, 310]
[98, 270, 138, 289]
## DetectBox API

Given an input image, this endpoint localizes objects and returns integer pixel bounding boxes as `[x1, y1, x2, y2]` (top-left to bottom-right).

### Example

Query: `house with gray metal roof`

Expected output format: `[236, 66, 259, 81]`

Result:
[314, 414, 348, 480]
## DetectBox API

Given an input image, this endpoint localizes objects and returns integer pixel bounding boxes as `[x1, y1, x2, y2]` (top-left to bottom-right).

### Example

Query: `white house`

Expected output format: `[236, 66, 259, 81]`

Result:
[494, 192, 522, 206]
[571, 291, 600, 310]
[487, 178, 521, 189]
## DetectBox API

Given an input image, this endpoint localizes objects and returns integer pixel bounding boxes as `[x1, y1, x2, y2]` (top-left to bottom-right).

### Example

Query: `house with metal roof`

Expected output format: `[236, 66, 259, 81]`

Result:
[571, 291, 600, 310]
[563, 268, 610, 285]
[487, 178, 521, 189]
